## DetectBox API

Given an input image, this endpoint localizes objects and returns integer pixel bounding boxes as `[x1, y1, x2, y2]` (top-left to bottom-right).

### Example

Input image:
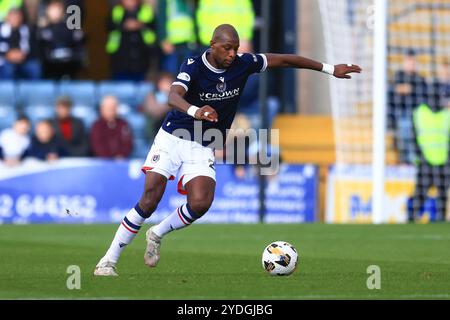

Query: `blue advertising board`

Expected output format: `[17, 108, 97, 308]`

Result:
[0, 159, 318, 224]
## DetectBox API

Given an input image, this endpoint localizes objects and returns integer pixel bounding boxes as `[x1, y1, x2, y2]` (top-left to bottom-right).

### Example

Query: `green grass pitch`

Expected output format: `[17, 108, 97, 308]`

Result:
[0, 223, 449, 300]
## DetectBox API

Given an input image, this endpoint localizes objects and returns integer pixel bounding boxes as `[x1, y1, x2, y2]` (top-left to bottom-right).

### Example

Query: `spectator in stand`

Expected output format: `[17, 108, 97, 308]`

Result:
[410, 93, 450, 222]
[49, 96, 89, 157]
[90, 95, 133, 159]
[195, 0, 255, 53]
[0, 115, 31, 166]
[0, 8, 41, 79]
[64, 0, 85, 15]
[33, 1, 85, 27]
[388, 49, 428, 165]
[24, 119, 67, 161]
[0, 0, 22, 23]
[143, 72, 172, 141]
[157, 0, 197, 75]
[37, 0, 85, 79]
[106, 0, 158, 81]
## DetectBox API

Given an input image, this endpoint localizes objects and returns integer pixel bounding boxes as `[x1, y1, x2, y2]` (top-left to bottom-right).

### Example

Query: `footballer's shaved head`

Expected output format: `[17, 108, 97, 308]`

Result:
[209, 24, 240, 69]
[211, 24, 240, 44]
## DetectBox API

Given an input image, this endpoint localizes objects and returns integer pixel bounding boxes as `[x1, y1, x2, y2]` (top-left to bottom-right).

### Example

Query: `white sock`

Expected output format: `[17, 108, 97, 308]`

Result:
[152, 203, 201, 238]
[104, 204, 147, 263]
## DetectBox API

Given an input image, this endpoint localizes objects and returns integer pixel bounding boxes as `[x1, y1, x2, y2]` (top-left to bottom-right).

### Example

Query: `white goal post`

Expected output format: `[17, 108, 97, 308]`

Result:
[319, 0, 450, 223]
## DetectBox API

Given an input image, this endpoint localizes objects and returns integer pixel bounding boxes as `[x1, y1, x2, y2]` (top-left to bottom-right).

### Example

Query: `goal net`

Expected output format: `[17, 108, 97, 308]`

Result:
[319, 0, 450, 223]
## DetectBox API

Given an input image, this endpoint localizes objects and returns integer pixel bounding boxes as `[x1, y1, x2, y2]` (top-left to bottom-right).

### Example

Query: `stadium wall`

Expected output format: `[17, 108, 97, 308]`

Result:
[0, 159, 319, 224]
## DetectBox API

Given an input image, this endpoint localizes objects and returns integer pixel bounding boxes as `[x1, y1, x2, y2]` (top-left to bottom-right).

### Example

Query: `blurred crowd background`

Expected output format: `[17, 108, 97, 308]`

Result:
[0, 0, 285, 166]
[0, 0, 448, 221]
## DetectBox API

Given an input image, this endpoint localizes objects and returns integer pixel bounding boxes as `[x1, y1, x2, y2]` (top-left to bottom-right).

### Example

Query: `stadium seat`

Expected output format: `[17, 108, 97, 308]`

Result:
[23, 105, 55, 124]
[0, 81, 17, 108]
[135, 82, 155, 108]
[98, 81, 137, 113]
[17, 81, 57, 108]
[0, 105, 17, 131]
[131, 137, 150, 159]
[72, 104, 98, 129]
[124, 112, 148, 140]
[58, 81, 98, 108]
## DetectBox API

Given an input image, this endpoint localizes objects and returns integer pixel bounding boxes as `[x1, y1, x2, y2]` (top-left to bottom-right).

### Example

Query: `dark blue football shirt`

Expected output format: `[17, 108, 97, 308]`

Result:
[161, 50, 267, 147]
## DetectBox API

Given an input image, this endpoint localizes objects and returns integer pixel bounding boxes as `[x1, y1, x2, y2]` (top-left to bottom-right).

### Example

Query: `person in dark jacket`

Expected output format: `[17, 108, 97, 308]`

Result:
[410, 93, 450, 222]
[24, 119, 67, 161]
[50, 96, 89, 157]
[90, 95, 133, 158]
[38, 0, 85, 79]
[388, 49, 428, 164]
[0, 8, 41, 79]
[106, 0, 158, 81]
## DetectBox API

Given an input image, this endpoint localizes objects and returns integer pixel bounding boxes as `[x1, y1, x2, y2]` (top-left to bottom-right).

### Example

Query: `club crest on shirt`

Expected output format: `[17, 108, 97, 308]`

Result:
[216, 79, 227, 93]
[151, 154, 160, 163]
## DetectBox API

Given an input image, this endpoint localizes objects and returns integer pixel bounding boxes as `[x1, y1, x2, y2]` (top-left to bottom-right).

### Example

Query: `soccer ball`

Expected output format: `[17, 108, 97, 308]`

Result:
[262, 241, 298, 276]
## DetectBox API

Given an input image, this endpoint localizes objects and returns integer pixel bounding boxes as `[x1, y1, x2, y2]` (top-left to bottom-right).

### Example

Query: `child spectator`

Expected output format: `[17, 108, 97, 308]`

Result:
[24, 119, 68, 161]
[0, 115, 31, 166]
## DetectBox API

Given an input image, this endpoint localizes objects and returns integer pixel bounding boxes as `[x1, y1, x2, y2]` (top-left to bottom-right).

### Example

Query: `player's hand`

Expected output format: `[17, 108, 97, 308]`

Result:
[334, 64, 362, 79]
[195, 106, 218, 123]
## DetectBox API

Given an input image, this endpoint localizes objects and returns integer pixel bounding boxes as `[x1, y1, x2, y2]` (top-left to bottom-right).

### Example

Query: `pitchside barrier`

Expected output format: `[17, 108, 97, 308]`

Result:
[0, 159, 318, 224]
[326, 164, 449, 223]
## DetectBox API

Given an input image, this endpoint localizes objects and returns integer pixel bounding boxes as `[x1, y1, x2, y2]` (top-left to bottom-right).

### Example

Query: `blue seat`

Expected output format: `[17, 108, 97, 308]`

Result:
[0, 105, 17, 130]
[23, 105, 55, 124]
[58, 81, 98, 108]
[98, 81, 137, 110]
[135, 82, 155, 107]
[18, 81, 57, 108]
[131, 137, 150, 159]
[0, 81, 17, 108]
[124, 112, 147, 140]
[72, 105, 98, 129]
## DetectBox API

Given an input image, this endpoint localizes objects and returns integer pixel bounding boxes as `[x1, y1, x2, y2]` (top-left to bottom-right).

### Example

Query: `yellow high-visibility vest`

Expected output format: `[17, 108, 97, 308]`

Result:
[106, 4, 156, 54]
[0, 0, 23, 21]
[166, 0, 196, 45]
[196, 0, 254, 46]
[413, 103, 450, 166]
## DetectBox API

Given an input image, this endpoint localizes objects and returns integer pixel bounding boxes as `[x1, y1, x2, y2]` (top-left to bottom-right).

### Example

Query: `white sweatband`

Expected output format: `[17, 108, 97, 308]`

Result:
[187, 105, 199, 118]
[321, 63, 335, 75]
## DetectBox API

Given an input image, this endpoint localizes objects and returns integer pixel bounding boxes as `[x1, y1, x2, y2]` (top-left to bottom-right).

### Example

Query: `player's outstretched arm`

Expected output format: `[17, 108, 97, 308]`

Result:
[265, 53, 362, 79]
[168, 85, 218, 122]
